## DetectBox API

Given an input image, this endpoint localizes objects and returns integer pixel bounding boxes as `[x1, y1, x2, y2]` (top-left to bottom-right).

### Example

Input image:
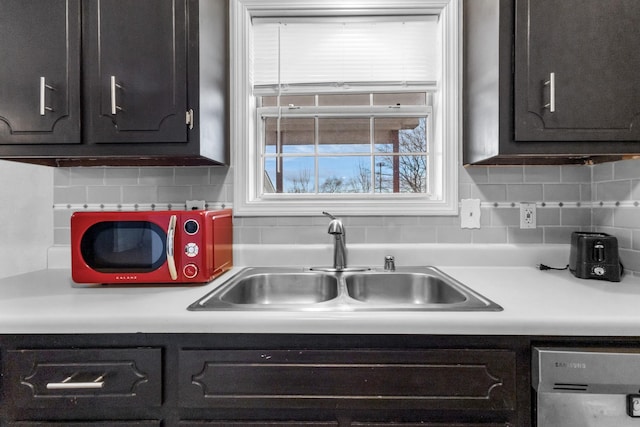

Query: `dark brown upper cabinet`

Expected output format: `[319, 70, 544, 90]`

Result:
[0, 0, 228, 166]
[514, 0, 640, 142]
[464, 0, 640, 165]
[82, 0, 188, 144]
[0, 0, 81, 145]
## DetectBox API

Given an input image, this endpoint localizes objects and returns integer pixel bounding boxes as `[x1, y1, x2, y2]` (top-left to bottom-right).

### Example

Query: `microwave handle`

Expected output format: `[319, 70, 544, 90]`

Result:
[166, 215, 178, 280]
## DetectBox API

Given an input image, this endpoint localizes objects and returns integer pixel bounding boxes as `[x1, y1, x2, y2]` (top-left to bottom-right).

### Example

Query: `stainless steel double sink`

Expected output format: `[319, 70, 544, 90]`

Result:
[188, 266, 502, 312]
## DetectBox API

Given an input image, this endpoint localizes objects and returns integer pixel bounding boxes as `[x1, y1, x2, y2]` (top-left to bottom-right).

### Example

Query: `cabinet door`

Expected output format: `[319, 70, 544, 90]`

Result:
[179, 349, 516, 411]
[83, 0, 188, 143]
[0, 0, 81, 144]
[178, 423, 507, 427]
[351, 424, 509, 427]
[10, 422, 160, 427]
[5, 348, 162, 409]
[178, 423, 337, 427]
[514, 0, 640, 141]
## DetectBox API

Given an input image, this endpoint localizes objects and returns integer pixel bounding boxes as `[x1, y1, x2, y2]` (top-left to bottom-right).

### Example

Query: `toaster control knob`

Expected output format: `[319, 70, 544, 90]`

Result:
[183, 263, 198, 279]
[185, 242, 199, 257]
[593, 266, 606, 276]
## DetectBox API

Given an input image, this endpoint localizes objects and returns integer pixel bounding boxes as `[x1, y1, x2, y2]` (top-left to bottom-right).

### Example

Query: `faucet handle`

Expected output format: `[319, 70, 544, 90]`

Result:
[322, 211, 336, 220]
[384, 255, 396, 271]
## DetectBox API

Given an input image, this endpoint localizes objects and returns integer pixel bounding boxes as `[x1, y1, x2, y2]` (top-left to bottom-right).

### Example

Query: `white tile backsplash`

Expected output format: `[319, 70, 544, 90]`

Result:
[525, 166, 562, 183]
[543, 183, 583, 201]
[507, 183, 543, 201]
[46, 161, 640, 275]
[561, 165, 591, 182]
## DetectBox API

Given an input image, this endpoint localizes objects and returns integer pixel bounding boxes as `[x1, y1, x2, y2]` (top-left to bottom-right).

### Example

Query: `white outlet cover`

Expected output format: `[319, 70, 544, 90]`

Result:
[186, 200, 206, 210]
[460, 199, 481, 229]
[520, 202, 536, 229]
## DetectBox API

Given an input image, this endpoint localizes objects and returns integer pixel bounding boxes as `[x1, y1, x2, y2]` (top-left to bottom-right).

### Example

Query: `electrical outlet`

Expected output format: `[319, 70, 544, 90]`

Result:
[186, 200, 206, 210]
[520, 202, 536, 229]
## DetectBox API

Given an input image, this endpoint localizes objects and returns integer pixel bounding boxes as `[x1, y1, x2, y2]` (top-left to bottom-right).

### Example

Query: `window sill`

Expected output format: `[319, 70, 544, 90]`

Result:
[233, 194, 458, 216]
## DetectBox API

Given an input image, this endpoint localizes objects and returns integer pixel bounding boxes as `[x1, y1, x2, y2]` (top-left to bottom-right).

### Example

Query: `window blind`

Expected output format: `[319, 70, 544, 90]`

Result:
[252, 17, 439, 89]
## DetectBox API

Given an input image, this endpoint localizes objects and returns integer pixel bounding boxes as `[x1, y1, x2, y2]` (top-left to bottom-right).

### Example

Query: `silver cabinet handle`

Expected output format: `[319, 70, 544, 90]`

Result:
[544, 72, 556, 113]
[110, 76, 123, 115]
[46, 373, 105, 390]
[39, 77, 55, 116]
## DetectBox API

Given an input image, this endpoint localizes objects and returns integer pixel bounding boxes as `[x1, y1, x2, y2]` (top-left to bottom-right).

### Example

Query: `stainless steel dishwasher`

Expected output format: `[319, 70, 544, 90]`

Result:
[533, 347, 640, 426]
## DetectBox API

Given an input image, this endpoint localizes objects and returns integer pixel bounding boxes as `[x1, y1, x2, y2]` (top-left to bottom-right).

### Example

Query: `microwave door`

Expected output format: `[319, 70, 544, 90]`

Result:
[166, 215, 178, 280]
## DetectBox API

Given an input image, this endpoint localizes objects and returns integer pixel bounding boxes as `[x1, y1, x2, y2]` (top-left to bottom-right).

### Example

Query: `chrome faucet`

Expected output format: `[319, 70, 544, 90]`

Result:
[323, 211, 346, 270]
[384, 255, 396, 271]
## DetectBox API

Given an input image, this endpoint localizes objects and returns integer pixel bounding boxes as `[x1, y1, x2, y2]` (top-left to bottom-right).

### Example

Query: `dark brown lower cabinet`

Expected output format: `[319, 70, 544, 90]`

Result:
[5, 348, 162, 409]
[9, 423, 161, 427]
[177, 423, 509, 426]
[351, 424, 509, 426]
[0, 334, 534, 426]
[178, 423, 339, 427]
[179, 349, 516, 411]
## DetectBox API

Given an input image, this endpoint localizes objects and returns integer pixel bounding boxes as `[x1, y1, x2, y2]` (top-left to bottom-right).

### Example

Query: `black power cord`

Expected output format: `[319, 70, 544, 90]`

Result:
[537, 262, 625, 275]
[537, 264, 569, 271]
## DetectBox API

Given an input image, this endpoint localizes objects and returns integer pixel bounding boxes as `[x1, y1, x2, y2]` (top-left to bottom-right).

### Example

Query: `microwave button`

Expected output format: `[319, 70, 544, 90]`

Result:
[183, 263, 199, 279]
[184, 219, 199, 235]
[185, 243, 199, 257]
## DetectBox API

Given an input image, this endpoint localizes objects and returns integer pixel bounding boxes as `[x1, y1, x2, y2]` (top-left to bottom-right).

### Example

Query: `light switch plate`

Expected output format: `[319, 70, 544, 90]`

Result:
[460, 199, 481, 229]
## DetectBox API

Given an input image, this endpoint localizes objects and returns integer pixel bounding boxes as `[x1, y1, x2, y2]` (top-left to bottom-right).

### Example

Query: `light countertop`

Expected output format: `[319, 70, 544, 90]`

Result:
[0, 244, 638, 336]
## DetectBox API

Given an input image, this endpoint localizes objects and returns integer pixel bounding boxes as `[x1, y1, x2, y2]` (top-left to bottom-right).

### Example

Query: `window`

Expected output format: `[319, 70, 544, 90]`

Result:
[259, 93, 432, 195]
[231, 0, 460, 216]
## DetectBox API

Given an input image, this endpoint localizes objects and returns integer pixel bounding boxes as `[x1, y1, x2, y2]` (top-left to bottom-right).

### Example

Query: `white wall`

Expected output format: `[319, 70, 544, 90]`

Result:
[0, 160, 53, 278]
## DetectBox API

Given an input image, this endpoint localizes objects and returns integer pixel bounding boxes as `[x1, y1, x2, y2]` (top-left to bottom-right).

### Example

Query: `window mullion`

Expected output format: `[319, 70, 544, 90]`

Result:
[370, 115, 375, 194]
[314, 115, 319, 194]
[259, 105, 431, 118]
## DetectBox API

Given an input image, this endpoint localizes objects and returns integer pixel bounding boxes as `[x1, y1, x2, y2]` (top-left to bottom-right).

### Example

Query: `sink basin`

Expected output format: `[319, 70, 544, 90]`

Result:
[188, 266, 502, 312]
[345, 272, 467, 305]
[220, 272, 338, 305]
[189, 268, 339, 309]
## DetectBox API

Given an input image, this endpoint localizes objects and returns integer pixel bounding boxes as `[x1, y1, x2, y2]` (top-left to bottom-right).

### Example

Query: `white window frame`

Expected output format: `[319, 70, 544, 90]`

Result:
[231, 0, 461, 216]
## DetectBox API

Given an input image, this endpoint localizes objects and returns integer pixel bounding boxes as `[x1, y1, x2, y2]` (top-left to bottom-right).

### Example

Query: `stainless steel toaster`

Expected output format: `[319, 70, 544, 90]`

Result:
[569, 232, 621, 282]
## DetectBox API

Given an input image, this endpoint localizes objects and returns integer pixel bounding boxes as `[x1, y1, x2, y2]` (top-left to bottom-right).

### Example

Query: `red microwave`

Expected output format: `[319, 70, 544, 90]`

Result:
[71, 209, 232, 284]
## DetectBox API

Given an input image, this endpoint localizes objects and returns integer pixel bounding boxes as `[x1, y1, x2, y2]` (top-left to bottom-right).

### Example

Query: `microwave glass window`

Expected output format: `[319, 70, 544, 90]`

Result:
[81, 221, 167, 272]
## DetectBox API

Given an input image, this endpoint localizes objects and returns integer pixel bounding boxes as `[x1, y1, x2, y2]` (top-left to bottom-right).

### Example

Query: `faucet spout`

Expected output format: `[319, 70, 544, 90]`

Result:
[323, 211, 347, 270]
[332, 233, 347, 270]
